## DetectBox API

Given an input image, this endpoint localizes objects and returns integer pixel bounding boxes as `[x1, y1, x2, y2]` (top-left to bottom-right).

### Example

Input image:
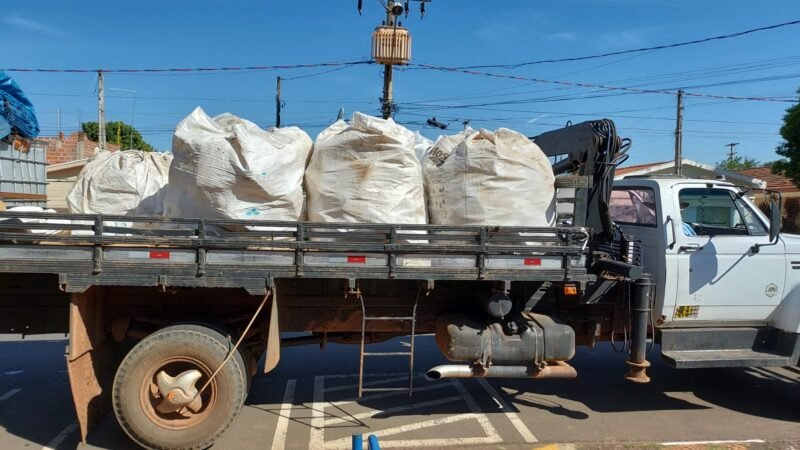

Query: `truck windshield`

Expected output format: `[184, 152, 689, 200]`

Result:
[678, 188, 767, 237]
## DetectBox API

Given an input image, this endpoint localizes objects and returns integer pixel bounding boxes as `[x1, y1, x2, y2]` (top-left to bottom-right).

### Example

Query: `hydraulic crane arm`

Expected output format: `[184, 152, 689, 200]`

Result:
[532, 119, 631, 240]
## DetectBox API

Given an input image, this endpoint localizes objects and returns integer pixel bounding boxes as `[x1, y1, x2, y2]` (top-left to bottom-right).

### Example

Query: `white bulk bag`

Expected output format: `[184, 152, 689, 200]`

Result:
[424, 127, 556, 227]
[413, 131, 433, 164]
[67, 149, 172, 216]
[164, 107, 312, 223]
[305, 112, 426, 225]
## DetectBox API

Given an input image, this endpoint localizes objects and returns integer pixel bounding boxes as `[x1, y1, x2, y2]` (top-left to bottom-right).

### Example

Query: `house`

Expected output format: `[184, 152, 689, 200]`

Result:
[734, 166, 800, 198]
[39, 132, 119, 211]
[614, 158, 766, 189]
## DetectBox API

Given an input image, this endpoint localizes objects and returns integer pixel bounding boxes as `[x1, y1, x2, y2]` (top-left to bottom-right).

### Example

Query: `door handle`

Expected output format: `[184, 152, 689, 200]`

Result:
[678, 243, 701, 252]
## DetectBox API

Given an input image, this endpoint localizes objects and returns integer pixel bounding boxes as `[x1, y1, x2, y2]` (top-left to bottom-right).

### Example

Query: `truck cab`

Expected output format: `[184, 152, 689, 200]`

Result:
[611, 175, 800, 368]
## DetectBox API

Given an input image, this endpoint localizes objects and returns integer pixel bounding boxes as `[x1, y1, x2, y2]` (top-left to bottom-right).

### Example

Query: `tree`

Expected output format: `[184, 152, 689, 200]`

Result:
[771, 92, 800, 186]
[716, 156, 760, 171]
[81, 121, 154, 152]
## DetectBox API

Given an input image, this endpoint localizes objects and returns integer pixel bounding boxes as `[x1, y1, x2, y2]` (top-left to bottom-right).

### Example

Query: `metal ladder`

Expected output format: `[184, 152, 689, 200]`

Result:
[357, 288, 420, 398]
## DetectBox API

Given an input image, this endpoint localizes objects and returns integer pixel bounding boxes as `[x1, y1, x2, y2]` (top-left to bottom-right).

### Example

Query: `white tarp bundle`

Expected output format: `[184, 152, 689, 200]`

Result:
[164, 107, 312, 223]
[1, 206, 67, 235]
[67, 149, 172, 216]
[305, 112, 426, 225]
[423, 127, 556, 227]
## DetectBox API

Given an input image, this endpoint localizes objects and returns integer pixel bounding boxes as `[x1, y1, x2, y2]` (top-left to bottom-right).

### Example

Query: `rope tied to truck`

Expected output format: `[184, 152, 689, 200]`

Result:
[182, 288, 273, 411]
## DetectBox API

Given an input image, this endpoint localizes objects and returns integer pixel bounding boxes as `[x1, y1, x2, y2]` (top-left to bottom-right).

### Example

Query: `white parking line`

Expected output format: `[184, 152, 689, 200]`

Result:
[325, 413, 500, 449]
[330, 382, 450, 407]
[323, 375, 409, 393]
[270, 379, 296, 450]
[0, 388, 21, 402]
[662, 439, 766, 446]
[752, 367, 798, 384]
[41, 421, 79, 450]
[323, 395, 462, 426]
[310, 375, 325, 449]
[309, 374, 503, 449]
[476, 378, 538, 443]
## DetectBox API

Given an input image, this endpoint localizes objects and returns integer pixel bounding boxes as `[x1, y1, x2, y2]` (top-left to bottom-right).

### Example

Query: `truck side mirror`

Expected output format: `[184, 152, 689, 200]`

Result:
[769, 196, 781, 242]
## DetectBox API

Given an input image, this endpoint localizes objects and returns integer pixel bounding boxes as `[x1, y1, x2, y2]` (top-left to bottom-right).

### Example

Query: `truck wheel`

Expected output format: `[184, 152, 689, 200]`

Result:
[112, 324, 246, 450]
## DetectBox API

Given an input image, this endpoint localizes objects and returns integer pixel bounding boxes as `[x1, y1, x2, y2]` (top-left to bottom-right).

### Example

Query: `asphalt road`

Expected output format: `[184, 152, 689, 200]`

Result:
[0, 333, 798, 450]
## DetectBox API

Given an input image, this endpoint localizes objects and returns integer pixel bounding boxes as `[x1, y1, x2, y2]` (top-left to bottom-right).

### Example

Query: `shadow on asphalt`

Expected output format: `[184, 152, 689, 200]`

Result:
[244, 338, 799, 424]
[1, 336, 797, 449]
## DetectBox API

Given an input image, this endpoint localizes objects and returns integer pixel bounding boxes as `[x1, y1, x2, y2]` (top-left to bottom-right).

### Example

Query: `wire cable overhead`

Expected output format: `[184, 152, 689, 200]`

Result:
[1, 60, 373, 74]
[410, 63, 799, 103]
[449, 19, 800, 70]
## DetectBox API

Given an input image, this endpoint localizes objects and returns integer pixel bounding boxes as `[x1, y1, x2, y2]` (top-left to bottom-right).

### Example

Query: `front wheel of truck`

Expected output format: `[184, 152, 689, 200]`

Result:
[112, 324, 246, 450]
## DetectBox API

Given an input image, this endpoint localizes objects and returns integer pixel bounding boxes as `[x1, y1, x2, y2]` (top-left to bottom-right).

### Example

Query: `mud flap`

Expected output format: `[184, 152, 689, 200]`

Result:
[66, 287, 115, 444]
[263, 287, 280, 373]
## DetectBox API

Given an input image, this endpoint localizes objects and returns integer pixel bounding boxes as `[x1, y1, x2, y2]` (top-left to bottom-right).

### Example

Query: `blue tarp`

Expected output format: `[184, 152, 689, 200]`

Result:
[0, 117, 9, 139]
[0, 71, 39, 139]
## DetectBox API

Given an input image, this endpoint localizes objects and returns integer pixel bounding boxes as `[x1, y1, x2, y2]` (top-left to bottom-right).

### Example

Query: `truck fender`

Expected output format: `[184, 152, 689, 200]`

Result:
[66, 286, 117, 444]
[770, 284, 800, 333]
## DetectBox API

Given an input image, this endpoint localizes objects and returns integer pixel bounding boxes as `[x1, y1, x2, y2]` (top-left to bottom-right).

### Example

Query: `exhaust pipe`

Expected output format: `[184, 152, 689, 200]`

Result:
[426, 361, 577, 381]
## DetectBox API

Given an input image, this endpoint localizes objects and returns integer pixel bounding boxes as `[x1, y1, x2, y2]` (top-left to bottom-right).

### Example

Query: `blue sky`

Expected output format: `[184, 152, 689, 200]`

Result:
[4, 0, 800, 166]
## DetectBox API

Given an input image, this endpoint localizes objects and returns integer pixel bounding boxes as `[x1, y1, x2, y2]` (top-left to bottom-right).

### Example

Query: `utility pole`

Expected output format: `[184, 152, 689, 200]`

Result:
[726, 142, 739, 163]
[56, 107, 61, 137]
[381, 1, 396, 120]
[673, 89, 684, 176]
[97, 71, 106, 150]
[275, 76, 282, 128]
[369, 0, 415, 119]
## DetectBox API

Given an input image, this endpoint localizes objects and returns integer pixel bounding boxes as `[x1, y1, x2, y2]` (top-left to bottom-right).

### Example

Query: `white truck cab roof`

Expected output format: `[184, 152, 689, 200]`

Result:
[614, 174, 740, 190]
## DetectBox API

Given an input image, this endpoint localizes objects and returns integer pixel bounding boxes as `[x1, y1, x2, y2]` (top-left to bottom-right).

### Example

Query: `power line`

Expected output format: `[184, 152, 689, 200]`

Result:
[409, 63, 798, 103]
[447, 19, 800, 70]
[1, 60, 373, 74]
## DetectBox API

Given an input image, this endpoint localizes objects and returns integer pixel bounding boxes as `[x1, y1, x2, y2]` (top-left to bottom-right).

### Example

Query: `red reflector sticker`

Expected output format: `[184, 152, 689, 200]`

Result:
[149, 251, 171, 260]
[347, 256, 366, 264]
[524, 258, 542, 266]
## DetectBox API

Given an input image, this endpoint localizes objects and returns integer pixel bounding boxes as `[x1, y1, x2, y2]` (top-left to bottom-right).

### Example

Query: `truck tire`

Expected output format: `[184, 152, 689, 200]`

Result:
[112, 324, 246, 450]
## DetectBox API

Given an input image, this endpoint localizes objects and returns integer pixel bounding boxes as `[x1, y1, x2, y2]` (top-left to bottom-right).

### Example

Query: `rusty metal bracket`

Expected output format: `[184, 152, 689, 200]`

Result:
[295, 223, 305, 277]
[346, 278, 360, 298]
[196, 220, 207, 277]
[92, 216, 103, 274]
[157, 275, 168, 293]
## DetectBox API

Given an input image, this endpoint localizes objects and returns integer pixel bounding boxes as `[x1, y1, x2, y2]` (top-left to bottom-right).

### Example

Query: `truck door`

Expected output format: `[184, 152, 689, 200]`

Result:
[672, 186, 785, 322]
[609, 185, 674, 319]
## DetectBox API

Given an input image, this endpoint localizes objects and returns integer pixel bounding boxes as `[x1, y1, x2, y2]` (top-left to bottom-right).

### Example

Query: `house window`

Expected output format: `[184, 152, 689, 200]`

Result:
[610, 188, 657, 226]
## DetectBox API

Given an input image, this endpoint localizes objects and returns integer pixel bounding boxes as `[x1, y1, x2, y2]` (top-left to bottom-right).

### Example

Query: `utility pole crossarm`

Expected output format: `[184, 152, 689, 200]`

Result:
[726, 142, 739, 163]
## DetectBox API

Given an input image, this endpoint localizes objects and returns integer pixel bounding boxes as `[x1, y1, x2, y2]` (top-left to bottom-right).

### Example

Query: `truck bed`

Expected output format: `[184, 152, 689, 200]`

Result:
[0, 210, 592, 294]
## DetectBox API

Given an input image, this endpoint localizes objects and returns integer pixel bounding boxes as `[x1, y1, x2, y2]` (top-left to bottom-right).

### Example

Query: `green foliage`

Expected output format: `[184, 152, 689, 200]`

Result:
[716, 156, 760, 171]
[80, 121, 154, 152]
[772, 93, 800, 186]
